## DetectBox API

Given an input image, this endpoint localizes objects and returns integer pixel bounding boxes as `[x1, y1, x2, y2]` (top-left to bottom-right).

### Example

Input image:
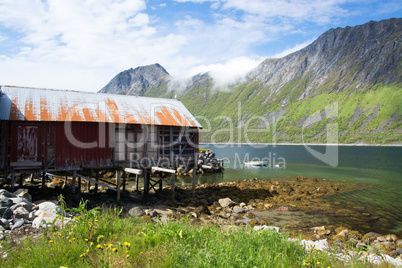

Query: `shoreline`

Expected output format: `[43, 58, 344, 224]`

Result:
[200, 142, 402, 147]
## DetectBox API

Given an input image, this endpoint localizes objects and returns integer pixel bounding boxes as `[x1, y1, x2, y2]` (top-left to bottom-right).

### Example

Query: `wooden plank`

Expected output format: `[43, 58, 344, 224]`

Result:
[76, 173, 117, 192]
[124, 167, 143, 175]
[151, 166, 176, 174]
[10, 161, 42, 167]
[201, 165, 213, 170]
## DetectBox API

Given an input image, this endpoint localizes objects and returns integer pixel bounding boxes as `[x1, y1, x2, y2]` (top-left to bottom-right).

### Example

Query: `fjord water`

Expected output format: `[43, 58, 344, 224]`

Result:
[195, 144, 402, 233]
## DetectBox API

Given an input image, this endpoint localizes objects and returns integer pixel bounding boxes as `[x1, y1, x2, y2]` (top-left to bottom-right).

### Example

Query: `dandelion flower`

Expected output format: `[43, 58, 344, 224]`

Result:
[124, 242, 131, 248]
[139, 252, 143, 255]
[112, 248, 118, 252]
[49, 240, 53, 243]
[96, 244, 103, 250]
[84, 238, 88, 242]
[317, 262, 320, 264]
[316, 248, 319, 251]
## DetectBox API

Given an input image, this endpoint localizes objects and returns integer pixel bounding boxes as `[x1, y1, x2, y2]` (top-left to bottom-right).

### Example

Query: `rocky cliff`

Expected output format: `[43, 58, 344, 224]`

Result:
[99, 63, 170, 95]
[100, 18, 402, 144]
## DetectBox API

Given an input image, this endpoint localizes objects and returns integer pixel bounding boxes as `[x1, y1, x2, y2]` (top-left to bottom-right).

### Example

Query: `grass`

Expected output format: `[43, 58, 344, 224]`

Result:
[0, 200, 395, 267]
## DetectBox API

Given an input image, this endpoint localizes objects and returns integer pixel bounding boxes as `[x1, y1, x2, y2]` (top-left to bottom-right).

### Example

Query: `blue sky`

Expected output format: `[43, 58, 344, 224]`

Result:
[0, 0, 401, 92]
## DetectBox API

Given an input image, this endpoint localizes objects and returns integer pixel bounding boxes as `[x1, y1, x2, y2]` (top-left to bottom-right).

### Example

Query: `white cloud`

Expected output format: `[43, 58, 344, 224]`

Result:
[0, 0, 396, 92]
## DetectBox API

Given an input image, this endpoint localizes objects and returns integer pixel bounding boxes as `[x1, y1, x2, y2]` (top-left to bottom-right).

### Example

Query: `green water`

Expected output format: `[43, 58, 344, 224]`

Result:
[177, 144, 402, 234]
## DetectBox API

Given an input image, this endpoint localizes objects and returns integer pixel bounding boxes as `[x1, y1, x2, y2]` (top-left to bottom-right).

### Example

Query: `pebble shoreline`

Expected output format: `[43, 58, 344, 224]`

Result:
[1, 176, 401, 266]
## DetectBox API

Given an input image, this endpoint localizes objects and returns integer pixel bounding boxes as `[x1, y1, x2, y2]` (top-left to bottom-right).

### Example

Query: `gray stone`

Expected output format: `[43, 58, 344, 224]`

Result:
[9, 197, 32, 208]
[10, 202, 32, 213]
[395, 247, 402, 256]
[11, 218, 25, 231]
[368, 247, 379, 254]
[28, 211, 36, 220]
[0, 189, 16, 198]
[0, 218, 10, 229]
[218, 198, 236, 208]
[13, 207, 30, 219]
[36, 201, 59, 215]
[128, 207, 145, 217]
[233, 206, 244, 213]
[32, 217, 50, 229]
[0, 197, 13, 207]
[2, 208, 12, 219]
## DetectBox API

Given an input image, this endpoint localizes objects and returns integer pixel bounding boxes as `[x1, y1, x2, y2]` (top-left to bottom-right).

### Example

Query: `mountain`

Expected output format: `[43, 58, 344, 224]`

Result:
[100, 18, 402, 144]
[99, 63, 170, 95]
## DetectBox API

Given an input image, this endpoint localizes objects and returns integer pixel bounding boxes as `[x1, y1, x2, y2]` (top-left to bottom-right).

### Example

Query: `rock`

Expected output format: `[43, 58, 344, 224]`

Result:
[233, 206, 244, 213]
[386, 234, 398, 242]
[312, 226, 326, 233]
[395, 247, 402, 256]
[32, 217, 51, 228]
[356, 242, 367, 248]
[34, 210, 59, 218]
[10, 202, 32, 213]
[10, 197, 32, 208]
[128, 207, 145, 217]
[13, 188, 32, 202]
[32, 216, 70, 229]
[377, 236, 386, 242]
[254, 225, 280, 233]
[13, 207, 30, 219]
[35, 201, 59, 215]
[0, 218, 10, 229]
[0, 189, 16, 198]
[0, 197, 13, 207]
[11, 218, 25, 231]
[146, 210, 159, 217]
[239, 202, 246, 207]
[337, 229, 349, 238]
[2, 208, 13, 219]
[218, 198, 235, 208]
[368, 247, 379, 254]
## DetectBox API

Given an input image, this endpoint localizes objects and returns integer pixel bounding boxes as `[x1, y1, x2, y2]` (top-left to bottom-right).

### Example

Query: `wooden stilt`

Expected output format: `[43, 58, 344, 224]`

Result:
[136, 174, 139, 192]
[144, 169, 149, 196]
[78, 176, 82, 192]
[122, 171, 126, 192]
[72, 170, 76, 193]
[95, 171, 99, 194]
[87, 170, 91, 192]
[19, 173, 24, 188]
[171, 173, 175, 201]
[42, 171, 46, 191]
[192, 151, 197, 197]
[116, 170, 121, 203]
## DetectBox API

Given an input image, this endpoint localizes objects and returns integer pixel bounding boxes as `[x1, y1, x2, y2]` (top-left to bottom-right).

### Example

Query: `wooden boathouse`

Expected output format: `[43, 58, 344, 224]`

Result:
[0, 85, 201, 200]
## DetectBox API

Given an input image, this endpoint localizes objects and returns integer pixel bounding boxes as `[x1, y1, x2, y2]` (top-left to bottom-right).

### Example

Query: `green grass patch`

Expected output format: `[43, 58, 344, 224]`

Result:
[0, 199, 395, 267]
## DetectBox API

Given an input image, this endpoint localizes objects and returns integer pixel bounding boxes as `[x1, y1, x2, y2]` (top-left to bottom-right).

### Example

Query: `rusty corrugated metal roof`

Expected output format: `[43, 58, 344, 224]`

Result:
[0, 85, 201, 128]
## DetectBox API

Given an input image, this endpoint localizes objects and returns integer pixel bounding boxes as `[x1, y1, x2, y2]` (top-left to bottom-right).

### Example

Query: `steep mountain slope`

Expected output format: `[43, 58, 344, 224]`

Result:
[100, 18, 402, 144]
[99, 63, 170, 95]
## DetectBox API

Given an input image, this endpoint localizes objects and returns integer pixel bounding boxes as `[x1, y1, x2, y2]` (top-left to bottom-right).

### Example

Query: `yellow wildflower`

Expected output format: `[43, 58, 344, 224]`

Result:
[317, 262, 320, 264]
[124, 242, 131, 248]
[84, 238, 88, 242]
[96, 244, 103, 250]
[112, 248, 118, 252]
[49, 240, 53, 243]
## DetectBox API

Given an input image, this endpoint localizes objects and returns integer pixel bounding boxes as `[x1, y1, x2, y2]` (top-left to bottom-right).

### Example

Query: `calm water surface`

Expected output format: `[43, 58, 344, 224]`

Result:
[177, 144, 402, 233]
